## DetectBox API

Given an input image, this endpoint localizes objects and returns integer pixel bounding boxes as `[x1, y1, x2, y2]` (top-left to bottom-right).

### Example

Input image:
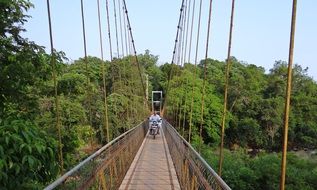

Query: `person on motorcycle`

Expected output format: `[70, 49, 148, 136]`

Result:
[149, 111, 162, 134]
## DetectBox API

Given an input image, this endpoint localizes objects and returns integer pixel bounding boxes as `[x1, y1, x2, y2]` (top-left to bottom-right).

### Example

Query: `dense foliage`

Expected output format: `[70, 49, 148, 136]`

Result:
[0, 0, 148, 188]
[165, 58, 317, 151]
[1, 0, 316, 189]
[164, 59, 317, 189]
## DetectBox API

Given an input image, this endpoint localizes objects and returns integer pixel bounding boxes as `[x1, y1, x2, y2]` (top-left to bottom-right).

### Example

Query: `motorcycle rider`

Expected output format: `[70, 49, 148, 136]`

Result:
[149, 111, 162, 134]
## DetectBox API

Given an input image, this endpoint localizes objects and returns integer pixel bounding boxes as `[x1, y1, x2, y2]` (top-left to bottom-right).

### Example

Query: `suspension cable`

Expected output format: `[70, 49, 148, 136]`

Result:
[174, 7, 186, 126]
[177, 7, 185, 65]
[113, 0, 120, 57]
[179, 0, 191, 137]
[162, 0, 186, 117]
[280, 0, 297, 189]
[177, 0, 189, 133]
[198, 0, 214, 153]
[118, 0, 125, 57]
[218, 0, 235, 177]
[122, 0, 147, 103]
[97, 0, 110, 143]
[81, 0, 93, 145]
[188, 0, 202, 143]
[105, 0, 113, 60]
[179, 0, 187, 66]
[46, 0, 63, 174]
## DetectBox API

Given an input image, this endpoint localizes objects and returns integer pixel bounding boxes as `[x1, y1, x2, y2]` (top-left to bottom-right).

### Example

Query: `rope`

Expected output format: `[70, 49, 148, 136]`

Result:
[106, 0, 113, 60]
[97, 0, 110, 143]
[280, 0, 297, 189]
[218, 0, 235, 177]
[188, 0, 202, 143]
[122, 0, 147, 104]
[198, 0, 214, 153]
[46, 0, 63, 174]
[161, 0, 186, 117]
[113, 0, 120, 57]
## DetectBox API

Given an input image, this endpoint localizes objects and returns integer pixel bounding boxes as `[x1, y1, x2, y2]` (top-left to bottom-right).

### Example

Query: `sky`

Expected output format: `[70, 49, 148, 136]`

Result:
[23, 0, 317, 80]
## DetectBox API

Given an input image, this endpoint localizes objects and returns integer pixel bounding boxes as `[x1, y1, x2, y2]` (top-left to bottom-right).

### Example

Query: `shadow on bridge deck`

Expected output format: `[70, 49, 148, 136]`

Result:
[119, 127, 181, 190]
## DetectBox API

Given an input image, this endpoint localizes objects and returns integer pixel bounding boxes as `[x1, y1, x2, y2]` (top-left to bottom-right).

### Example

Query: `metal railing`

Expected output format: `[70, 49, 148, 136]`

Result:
[163, 120, 231, 190]
[45, 121, 148, 190]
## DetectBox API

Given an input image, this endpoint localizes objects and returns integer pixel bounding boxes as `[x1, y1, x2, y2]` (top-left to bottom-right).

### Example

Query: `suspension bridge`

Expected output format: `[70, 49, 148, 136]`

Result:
[45, 121, 230, 189]
[40, 0, 299, 189]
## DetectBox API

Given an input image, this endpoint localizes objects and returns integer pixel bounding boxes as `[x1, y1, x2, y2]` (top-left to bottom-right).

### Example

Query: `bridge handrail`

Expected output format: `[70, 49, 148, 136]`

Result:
[164, 120, 231, 190]
[45, 121, 148, 190]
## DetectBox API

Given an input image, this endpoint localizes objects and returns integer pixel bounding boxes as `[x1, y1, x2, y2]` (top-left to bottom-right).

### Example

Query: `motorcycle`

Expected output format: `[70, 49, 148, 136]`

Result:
[150, 120, 159, 139]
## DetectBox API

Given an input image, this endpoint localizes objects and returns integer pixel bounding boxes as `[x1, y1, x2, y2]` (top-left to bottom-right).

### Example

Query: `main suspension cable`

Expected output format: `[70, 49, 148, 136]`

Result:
[218, 0, 235, 177]
[180, 0, 188, 66]
[177, 0, 190, 133]
[179, 0, 192, 137]
[122, 4, 128, 55]
[97, 0, 110, 143]
[122, 0, 147, 103]
[162, 0, 186, 116]
[46, 0, 63, 174]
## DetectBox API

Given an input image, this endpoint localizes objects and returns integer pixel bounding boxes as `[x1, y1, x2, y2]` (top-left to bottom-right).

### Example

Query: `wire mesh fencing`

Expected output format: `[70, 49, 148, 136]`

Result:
[45, 121, 148, 190]
[163, 120, 231, 190]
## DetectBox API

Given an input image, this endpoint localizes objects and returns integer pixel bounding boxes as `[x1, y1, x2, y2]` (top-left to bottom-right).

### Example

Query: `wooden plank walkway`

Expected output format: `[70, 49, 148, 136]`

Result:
[119, 127, 181, 190]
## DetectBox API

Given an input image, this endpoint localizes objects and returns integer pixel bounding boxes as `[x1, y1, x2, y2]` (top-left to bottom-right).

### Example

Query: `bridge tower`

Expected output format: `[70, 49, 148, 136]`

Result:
[151, 91, 163, 115]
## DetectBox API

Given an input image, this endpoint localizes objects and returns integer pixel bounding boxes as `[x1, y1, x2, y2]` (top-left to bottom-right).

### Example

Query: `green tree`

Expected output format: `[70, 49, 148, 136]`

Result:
[0, 118, 58, 188]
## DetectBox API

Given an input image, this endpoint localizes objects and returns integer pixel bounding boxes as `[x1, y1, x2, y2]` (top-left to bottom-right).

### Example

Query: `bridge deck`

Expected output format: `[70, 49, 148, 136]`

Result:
[119, 127, 181, 190]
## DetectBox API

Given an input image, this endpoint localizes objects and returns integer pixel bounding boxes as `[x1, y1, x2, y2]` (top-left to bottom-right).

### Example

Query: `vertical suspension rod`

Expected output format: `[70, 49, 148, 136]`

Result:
[81, 0, 93, 143]
[105, 0, 113, 60]
[188, 0, 202, 143]
[97, 0, 110, 142]
[280, 0, 297, 189]
[187, 0, 196, 63]
[46, 0, 63, 174]
[198, 0, 214, 153]
[113, 0, 120, 57]
[118, 0, 125, 57]
[218, 0, 235, 177]
[183, 0, 192, 64]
